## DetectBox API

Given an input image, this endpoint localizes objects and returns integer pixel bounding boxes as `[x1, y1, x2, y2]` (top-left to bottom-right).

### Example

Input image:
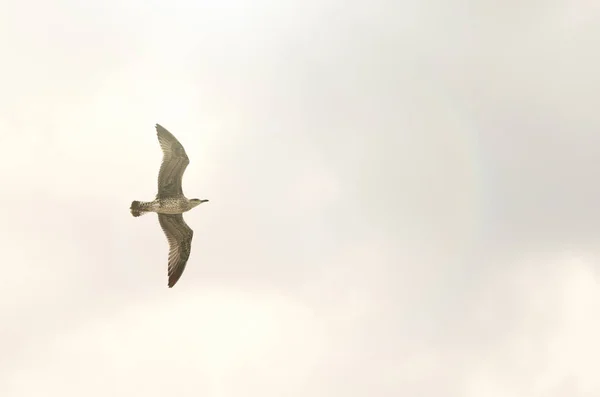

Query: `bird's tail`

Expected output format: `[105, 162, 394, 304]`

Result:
[130, 200, 148, 217]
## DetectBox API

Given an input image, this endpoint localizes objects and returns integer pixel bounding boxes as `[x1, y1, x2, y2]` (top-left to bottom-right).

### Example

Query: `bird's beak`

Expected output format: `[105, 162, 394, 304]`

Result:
[200, 199, 209, 203]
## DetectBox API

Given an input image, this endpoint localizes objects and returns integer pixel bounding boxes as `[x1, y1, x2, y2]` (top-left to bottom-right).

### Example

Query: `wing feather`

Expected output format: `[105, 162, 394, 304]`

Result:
[158, 213, 194, 288]
[156, 124, 190, 199]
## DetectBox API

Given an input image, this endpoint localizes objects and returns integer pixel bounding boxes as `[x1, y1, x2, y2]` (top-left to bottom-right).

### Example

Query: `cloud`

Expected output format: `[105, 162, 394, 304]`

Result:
[3, 286, 325, 396]
[2, 0, 600, 396]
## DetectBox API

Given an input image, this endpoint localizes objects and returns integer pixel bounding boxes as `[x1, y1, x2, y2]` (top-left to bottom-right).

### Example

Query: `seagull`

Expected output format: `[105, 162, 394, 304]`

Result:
[130, 124, 209, 288]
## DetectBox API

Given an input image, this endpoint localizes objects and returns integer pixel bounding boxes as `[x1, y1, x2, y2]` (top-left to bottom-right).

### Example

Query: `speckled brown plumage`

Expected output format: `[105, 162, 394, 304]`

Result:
[130, 124, 209, 288]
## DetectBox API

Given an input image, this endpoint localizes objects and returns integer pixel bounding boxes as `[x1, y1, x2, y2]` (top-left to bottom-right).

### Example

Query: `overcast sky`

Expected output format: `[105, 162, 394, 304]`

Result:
[1, 0, 600, 396]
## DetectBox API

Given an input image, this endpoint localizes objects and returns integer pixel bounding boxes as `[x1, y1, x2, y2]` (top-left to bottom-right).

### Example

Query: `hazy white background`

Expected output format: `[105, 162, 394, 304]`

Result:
[1, 0, 600, 395]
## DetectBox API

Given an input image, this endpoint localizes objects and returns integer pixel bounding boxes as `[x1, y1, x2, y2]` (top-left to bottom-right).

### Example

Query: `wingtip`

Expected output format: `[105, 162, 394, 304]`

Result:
[155, 123, 172, 137]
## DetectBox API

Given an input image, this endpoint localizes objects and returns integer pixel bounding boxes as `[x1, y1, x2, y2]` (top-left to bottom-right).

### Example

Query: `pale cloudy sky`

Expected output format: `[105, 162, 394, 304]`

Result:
[1, 0, 600, 396]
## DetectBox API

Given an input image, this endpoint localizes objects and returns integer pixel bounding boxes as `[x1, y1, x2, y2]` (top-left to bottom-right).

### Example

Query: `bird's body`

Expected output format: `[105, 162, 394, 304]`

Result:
[130, 124, 209, 288]
[131, 197, 199, 215]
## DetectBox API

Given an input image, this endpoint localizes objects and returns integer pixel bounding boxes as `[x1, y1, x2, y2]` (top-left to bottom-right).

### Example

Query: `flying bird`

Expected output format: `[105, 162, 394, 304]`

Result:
[130, 124, 209, 288]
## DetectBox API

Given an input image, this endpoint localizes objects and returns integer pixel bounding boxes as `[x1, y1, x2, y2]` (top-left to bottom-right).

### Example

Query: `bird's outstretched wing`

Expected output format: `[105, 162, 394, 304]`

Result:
[158, 213, 194, 288]
[156, 124, 190, 199]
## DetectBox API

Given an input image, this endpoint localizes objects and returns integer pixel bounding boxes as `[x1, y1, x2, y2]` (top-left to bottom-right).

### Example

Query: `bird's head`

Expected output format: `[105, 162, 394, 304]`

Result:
[190, 198, 209, 208]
